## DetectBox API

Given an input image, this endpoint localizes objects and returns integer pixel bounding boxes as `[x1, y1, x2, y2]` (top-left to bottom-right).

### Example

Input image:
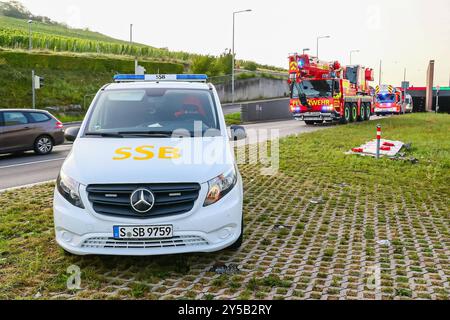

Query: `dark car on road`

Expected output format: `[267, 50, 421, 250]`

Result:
[0, 109, 65, 155]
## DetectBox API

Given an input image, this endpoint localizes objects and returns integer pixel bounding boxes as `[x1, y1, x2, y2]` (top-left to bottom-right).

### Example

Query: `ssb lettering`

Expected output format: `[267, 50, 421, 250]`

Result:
[113, 146, 181, 160]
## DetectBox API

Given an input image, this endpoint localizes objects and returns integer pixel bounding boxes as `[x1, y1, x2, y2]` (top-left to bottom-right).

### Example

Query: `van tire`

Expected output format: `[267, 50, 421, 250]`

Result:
[34, 135, 54, 155]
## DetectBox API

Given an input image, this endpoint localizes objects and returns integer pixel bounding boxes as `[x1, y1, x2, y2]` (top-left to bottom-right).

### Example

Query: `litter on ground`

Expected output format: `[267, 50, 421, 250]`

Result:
[346, 139, 406, 158]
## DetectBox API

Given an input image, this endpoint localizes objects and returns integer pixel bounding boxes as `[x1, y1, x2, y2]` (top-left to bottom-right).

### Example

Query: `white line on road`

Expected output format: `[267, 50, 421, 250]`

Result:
[0, 180, 56, 194]
[0, 158, 67, 169]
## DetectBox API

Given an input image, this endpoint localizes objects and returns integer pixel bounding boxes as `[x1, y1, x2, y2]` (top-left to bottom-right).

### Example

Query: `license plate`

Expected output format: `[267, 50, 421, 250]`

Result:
[113, 225, 173, 239]
[304, 112, 321, 116]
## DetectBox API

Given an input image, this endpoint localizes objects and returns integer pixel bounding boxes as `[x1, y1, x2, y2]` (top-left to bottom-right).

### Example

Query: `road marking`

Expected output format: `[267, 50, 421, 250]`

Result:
[0, 157, 67, 169]
[0, 180, 56, 194]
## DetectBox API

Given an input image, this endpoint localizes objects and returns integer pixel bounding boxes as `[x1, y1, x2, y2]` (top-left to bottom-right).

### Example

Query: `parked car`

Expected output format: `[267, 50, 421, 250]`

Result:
[0, 109, 65, 155]
[404, 94, 414, 113]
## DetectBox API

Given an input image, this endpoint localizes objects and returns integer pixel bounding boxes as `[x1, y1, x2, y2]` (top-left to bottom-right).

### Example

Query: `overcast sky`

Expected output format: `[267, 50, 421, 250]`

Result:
[17, 0, 450, 86]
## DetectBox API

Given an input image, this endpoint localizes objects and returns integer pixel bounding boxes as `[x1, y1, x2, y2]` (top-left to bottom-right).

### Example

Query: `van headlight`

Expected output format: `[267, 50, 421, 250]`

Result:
[204, 167, 238, 207]
[57, 171, 84, 208]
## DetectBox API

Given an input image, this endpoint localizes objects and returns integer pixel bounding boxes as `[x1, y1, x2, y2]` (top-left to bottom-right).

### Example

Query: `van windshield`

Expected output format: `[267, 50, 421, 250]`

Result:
[377, 94, 396, 103]
[85, 89, 220, 137]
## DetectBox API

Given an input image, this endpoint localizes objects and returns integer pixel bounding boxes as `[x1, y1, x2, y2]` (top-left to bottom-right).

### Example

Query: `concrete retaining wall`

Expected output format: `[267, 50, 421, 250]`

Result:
[236, 98, 291, 122]
[215, 78, 289, 103]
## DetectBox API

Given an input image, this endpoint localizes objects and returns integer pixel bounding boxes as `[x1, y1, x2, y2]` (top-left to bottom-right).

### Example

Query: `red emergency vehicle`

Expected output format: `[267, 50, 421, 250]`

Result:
[374, 85, 405, 115]
[288, 54, 374, 125]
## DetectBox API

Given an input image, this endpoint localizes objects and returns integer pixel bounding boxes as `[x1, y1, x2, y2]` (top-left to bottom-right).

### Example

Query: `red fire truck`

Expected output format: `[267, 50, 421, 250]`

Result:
[288, 54, 375, 125]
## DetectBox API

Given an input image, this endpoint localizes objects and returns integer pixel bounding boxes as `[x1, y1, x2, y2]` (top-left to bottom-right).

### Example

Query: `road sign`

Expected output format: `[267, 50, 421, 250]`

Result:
[401, 81, 409, 90]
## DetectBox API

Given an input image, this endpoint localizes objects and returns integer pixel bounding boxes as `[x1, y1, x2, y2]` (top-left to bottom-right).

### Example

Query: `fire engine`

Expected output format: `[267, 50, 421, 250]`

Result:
[288, 54, 374, 125]
[374, 85, 404, 115]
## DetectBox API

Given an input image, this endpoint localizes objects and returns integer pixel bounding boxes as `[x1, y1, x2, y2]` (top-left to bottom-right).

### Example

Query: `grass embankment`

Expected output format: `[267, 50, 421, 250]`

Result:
[0, 50, 184, 109]
[0, 114, 448, 300]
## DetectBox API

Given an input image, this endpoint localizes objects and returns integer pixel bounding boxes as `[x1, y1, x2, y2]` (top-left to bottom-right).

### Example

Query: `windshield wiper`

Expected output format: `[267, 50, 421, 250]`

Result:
[118, 131, 180, 138]
[85, 132, 124, 138]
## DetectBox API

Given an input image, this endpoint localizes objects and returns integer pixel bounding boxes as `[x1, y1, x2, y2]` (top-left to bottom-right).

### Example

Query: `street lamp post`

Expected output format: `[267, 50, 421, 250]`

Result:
[130, 23, 133, 44]
[350, 50, 360, 65]
[130, 24, 138, 74]
[28, 19, 33, 51]
[316, 35, 330, 59]
[379, 60, 382, 85]
[232, 9, 252, 103]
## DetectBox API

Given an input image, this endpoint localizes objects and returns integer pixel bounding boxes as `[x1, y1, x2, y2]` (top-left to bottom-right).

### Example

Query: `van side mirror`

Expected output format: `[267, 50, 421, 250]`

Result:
[230, 125, 247, 141]
[65, 126, 80, 142]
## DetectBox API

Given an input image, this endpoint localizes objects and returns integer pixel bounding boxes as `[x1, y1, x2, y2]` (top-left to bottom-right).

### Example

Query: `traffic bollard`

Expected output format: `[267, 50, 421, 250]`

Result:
[376, 124, 381, 159]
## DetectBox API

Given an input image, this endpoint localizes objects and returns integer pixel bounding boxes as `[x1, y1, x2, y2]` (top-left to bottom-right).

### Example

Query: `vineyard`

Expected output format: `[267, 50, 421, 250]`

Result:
[0, 15, 195, 62]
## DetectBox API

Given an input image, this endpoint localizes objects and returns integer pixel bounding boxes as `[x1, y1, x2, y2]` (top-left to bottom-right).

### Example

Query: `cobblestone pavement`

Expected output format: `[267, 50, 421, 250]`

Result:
[45, 161, 449, 300]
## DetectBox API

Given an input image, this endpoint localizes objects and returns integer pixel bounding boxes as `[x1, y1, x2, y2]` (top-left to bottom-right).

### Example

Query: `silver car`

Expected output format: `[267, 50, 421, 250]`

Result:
[404, 95, 414, 113]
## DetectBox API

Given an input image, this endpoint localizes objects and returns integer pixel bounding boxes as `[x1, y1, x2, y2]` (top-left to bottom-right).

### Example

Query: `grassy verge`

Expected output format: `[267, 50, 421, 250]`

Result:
[224, 113, 242, 126]
[0, 114, 448, 300]
[54, 114, 85, 123]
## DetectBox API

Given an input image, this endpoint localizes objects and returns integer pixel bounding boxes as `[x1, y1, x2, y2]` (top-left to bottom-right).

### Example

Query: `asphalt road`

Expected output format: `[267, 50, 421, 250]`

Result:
[0, 106, 388, 191]
[0, 144, 73, 190]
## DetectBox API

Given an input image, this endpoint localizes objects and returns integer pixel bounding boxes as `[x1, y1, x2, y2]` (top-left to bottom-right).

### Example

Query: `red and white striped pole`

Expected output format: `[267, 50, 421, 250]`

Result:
[376, 124, 381, 159]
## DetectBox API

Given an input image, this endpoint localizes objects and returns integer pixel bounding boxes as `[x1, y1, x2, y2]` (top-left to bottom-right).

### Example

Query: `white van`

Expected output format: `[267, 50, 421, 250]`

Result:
[404, 94, 414, 113]
[54, 74, 246, 256]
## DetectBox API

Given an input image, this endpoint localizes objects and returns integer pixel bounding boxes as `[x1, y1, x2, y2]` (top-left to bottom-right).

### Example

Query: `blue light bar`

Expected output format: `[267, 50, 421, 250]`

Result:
[113, 74, 208, 82]
[114, 74, 145, 81]
[176, 74, 208, 81]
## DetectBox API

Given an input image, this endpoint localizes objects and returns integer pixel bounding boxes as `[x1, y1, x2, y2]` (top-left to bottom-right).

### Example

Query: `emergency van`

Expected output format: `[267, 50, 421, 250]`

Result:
[374, 85, 404, 115]
[54, 74, 246, 256]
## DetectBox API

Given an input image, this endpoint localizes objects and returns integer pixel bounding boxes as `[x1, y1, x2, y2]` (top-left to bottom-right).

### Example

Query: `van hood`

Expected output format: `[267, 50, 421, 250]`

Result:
[62, 137, 235, 185]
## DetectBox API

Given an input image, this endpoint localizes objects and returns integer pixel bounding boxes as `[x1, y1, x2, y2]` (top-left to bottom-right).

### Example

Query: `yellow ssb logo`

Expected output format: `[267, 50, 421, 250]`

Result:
[113, 146, 181, 161]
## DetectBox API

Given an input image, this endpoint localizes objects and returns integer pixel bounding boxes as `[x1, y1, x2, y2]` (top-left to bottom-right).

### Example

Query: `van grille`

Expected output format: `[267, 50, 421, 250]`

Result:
[81, 236, 209, 249]
[86, 183, 201, 219]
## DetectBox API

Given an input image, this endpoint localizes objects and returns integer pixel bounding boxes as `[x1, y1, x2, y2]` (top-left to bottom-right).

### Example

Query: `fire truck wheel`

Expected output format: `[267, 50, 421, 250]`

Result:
[365, 104, 372, 121]
[342, 104, 351, 124]
[351, 103, 358, 122]
[357, 104, 365, 122]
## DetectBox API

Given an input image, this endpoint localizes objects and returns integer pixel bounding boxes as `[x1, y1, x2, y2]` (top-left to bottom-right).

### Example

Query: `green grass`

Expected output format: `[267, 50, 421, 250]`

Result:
[54, 114, 85, 123]
[224, 113, 242, 126]
[279, 114, 450, 191]
[0, 49, 184, 108]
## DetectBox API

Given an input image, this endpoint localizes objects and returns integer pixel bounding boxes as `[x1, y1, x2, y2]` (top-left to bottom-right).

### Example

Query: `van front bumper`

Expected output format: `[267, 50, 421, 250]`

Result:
[53, 181, 243, 256]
